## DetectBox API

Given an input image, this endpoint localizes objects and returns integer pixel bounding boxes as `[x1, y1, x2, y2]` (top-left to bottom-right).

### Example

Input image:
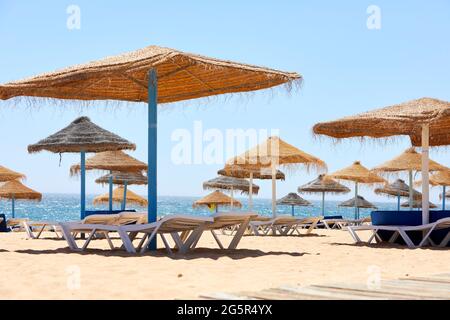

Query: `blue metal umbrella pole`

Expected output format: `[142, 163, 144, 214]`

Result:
[11, 195, 15, 219]
[80, 151, 86, 219]
[108, 171, 113, 212]
[443, 185, 446, 210]
[291, 205, 294, 216]
[122, 181, 128, 211]
[148, 69, 158, 250]
[397, 194, 401, 211]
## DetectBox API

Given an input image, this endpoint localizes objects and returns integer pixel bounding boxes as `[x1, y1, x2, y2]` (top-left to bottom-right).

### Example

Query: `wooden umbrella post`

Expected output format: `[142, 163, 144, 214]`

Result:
[230, 186, 234, 209]
[271, 162, 277, 218]
[148, 69, 158, 250]
[249, 172, 253, 211]
[421, 124, 430, 224]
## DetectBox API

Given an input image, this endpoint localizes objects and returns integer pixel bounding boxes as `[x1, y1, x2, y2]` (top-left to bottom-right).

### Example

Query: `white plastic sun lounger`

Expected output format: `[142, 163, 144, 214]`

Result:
[347, 217, 450, 249]
[185, 212, 259, 251]
[323, 217, 371, 230]
[59, 215, 214, 254]
[23, 221, 62, 239]
[250, 216, 322, 236]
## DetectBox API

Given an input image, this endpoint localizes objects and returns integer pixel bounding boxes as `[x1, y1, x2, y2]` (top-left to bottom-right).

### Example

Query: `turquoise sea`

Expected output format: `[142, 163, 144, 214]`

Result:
[0, 194, 401, 222]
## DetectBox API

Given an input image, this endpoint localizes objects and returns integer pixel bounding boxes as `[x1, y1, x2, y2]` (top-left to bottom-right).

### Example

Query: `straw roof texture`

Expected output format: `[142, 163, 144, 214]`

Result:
[329, 161, 386, 184]
[0, 166, 25, 182]
[313, 98, 450, 147]
[374, 179, 421, 199]
[298, 174, 350, 194]
[401, 199, 437, 209]
[339, 196, 377, 209]
[276, 193, 312, 206]
[203, 176, 259, 195]
[93, 187, 147, 207]
[440, 191, 450, 199]
[28, 117, 136, 154]
[70, 150, 147, 175]
[0, 180, 42, 201]
[416, 170, 450, 187]
[0, 45, 301, 104]
[226, 136, 327, 171]
[372, 148, 447, 173]
[193, 191, 242, 209]
[218, 165, 285, 180]
[95, 171, 148, 186]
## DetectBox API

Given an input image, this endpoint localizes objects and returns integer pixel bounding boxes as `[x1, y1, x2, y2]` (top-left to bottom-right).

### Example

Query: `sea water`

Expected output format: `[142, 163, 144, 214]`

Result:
[0, 194, 400, 222]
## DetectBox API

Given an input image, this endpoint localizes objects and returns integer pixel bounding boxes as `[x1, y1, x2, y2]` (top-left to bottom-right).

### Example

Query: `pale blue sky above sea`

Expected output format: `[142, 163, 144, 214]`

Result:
[0, 1, 449, 203]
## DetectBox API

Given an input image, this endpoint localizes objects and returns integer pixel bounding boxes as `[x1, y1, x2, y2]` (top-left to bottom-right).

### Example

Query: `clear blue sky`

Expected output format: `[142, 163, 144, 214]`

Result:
[0, 1, 449, 202]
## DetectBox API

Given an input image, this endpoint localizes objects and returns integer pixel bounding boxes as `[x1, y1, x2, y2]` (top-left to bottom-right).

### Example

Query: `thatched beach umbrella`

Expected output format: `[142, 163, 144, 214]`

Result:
[372, 148, 447, 210]
[94, 187, 147, 208]
[193, 191, 242, 213]
[314, 97, 450, 224]
[401, 199, 437, 210]
[227, 136, 327, 217]
[416, 170, 450, 209]
[71, 150, 147, 212]
[375, 179, 421, 211]
[0, 166, 25, 182]
[328, 161, 385, 219]
[0, 180, 42, 218]
[339, 195, 377, 209]
[276, 193, 312, 216]
[298, 174, 350, 216]
[95, 171, 148, 210]
[28, 117, 136, 219]
[218, 165, 285, 210]
[203, 176, 258, 209]
[0, 45, 300, 249]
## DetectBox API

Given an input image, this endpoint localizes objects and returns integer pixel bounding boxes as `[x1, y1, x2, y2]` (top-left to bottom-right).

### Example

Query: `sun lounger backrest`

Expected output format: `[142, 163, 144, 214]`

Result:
[210, 212, 258, 228]
[117, 212, 147, 225]
[157, 215, 213, 233]
[83, 214, 120, 225]
[273, 216, 297, 225]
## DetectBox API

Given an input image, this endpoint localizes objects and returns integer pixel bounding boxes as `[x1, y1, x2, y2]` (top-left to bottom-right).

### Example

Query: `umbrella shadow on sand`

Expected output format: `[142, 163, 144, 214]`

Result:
[328, 242, 449, 251]
[15, 247, 308, 260]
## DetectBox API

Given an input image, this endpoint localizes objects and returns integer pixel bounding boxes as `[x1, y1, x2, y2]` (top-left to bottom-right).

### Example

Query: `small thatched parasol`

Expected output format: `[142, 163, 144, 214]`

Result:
[372, 148, 447, 210]
[440, 190, 450, 200]
[339, 196, 377, 214]
[226, 136, 327, 216]
[203, 176, 258, 209]
[93, 187, 147, 208]
[401, 199, 437, 210]
[95, 171, 148, 210]
[0, 180, 42, 218]
[313, 97, 450, 224]
[329, 161, 385, 219]
[28, 117, 136, 219]
[193, 191, 242, 213]
[298, 174, 350, 216]
[416, 170, 450, 210]
[0, 166, 25, 182]
[276, 193, 312, 216]
[218, 165, 285, 210]
[375, 179, 421, 211]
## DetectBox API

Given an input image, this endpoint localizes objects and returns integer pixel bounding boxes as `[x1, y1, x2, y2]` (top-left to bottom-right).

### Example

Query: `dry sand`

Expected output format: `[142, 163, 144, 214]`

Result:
[0, 229, 448, 299]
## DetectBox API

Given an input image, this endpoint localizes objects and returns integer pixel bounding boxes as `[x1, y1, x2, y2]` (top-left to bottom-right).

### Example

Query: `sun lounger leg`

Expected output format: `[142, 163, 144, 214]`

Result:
[140, 228, 159, 254]
[81, 229, 97, 251]
[438, 231, 450, 247]
[418, 226, 436, 247]
[181, 226, 206, 252]
[367, 229, 379, 244]
[397, 229, 416, 248]
[159, 234, 173, 255]
[228, 218, 250, 250]
[22, 221, 35, 239]
[210, 230, 225, 250]
[103, 232, 115, 250]
[347, 227, 362, 243]
[171, 232, 185, 250]
[36, 225, 46, 239]
[117, 229, 136, 253]
[59, 224, 80, 250]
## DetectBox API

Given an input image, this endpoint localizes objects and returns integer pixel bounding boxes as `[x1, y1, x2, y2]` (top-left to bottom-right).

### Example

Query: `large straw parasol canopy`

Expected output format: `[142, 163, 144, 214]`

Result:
[313, 98, 450, 147]
[218, 165, 285, 180]
[416, 170, 450, 187]
[28, 117, 136, 154]
[93, 187, 147, 207]
[193, 191, 242, 209]
[95, 171, 148, 186]
[375, 179, 421, 199]
[227, 136, 327, 171]
[401, 199, 437, 209]
[277, 193, 312, 207]
[339, 196, 377, 209]
[298, 174, 350, 194]
[329, 161, 386, 184]
[0, 45, 301, 104]
[372, 148, 448, 174]
[440, 191, 450, 199]
[203, 176, 259, 195]
[0, 166, 25, 182]
[70, 150, 147, 175]
[0, 180, 42, 201]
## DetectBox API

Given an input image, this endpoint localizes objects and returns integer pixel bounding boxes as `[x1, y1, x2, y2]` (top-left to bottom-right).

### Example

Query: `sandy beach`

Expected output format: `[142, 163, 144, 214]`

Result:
[0, 229, 448, 300]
